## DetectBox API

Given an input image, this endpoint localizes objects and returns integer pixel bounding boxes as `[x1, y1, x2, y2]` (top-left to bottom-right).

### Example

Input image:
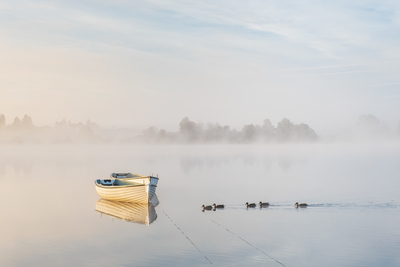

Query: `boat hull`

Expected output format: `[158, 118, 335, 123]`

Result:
[95, 183, 157, 203]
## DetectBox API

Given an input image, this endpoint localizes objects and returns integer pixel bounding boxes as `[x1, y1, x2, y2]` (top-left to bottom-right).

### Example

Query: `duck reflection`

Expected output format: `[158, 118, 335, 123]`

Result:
[95, 194, 159, 225]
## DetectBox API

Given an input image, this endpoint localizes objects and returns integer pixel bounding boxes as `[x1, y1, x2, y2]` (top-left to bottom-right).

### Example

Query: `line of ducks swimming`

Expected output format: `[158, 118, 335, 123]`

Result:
[246, 202, 308, 208]
[202, 203, 225, 211]
[202, 202, 308, 211]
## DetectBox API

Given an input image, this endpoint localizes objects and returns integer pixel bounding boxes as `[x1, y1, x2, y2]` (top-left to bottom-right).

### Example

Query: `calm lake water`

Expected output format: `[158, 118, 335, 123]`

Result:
[1, 143, 400, 266]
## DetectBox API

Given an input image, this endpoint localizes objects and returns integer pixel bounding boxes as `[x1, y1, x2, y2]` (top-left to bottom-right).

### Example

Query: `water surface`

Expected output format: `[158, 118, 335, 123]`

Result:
[1, 143, 399, 266]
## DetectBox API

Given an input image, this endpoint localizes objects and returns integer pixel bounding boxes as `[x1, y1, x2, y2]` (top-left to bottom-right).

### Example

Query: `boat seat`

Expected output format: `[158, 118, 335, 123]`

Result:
[100, 179, 114, 185]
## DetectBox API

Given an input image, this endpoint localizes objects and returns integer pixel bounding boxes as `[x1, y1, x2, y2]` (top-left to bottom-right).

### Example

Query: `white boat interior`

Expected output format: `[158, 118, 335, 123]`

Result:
[110, 173, 159, 186]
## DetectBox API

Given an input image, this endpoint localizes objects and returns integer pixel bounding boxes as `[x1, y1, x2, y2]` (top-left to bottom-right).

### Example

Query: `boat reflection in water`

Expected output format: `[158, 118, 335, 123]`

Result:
[95, 194, 159, 225]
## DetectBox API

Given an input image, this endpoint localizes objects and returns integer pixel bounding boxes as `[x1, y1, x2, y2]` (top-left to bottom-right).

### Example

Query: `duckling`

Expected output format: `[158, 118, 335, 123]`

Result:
[295, 202, 308, 208]
[246, 202, 256, 208]
[202, 205, 213, 211]
[213, 203, 225, 209]
[259, 201, 270, 207]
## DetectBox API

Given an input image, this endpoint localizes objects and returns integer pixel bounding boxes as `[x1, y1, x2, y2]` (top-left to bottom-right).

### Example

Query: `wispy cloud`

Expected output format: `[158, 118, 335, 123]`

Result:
[286, 70, 374, 78]
[2, 0, 400, 62]
[366, 82, 400, 87]
[379, 94, 400, 98]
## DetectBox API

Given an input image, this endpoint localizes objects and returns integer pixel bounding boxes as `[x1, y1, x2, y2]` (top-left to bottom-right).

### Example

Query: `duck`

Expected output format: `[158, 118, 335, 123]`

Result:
[202, 205, 213, 211]
[295, 202, 308, 208]
[259, 201, 270, 207]
[246, 202, 256, 208]
[213, 203, 225, 209]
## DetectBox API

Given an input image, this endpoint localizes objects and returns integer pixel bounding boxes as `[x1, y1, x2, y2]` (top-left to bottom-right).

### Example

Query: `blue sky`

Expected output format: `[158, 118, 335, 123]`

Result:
[1, 0, 400, 133]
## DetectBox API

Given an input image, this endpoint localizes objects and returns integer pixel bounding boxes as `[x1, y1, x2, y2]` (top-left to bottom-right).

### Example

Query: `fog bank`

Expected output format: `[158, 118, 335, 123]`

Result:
[1, 114, 399, 144]
[0, 115, 316, 144]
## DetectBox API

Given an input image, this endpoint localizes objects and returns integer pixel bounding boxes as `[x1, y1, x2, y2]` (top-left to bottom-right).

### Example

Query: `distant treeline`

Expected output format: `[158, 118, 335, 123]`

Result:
[0, 114, 318, 144]
[138, 117, 317, 143]
[2, 113, 398, 144]
[0, 114, 105, 143]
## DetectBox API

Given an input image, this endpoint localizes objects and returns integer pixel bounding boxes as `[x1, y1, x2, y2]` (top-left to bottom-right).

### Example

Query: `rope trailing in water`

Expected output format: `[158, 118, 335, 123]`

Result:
[162, 210, 213, 265]
[211, 220, 286, 267]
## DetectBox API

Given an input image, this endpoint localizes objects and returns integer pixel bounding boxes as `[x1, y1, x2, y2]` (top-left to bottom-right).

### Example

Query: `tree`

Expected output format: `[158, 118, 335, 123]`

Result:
[294, 123, 317, 141]
[12, 117, 21, 128]
[277, 118, 294, 142]
[21, 115, 34, 128]
[356, 114, 387, 137]
[261, 119, 276, 142]
[56, 119, 67, 127]
[179, 117, 202, 142]
[242, 124, 259, 142]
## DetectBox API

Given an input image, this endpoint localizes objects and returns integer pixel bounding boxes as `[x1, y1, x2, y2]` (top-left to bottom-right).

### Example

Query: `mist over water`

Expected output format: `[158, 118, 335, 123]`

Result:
[1, 142, 400, 266]
[1, 114, 399, 144]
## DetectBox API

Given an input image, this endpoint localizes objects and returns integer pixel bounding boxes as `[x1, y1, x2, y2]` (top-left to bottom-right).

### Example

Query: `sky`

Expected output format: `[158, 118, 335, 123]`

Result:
[1, 0, 400, 134]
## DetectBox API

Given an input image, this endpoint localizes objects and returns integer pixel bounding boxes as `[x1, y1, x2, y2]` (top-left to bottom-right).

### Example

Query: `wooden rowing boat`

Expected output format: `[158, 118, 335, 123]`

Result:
[94, 173, 159, 203]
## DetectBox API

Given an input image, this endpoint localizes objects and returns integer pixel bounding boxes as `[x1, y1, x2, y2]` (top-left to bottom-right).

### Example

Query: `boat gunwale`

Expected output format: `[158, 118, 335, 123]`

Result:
[111, 173, 159, 181]
[94, 180, 157, 189]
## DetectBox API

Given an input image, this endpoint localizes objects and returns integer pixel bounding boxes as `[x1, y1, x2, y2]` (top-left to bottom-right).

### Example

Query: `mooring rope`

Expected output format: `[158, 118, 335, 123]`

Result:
[161, 210, 213, 265]
[211, 219, 286, 267]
